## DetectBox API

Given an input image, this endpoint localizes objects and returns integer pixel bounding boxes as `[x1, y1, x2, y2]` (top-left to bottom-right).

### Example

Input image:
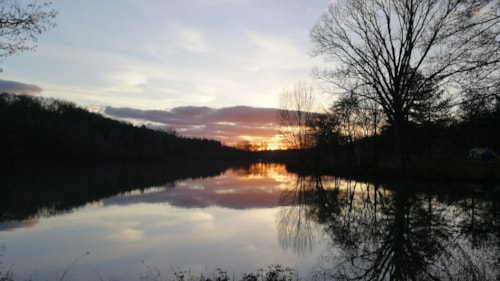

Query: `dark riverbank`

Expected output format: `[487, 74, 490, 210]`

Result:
[285, 159, 500, 184]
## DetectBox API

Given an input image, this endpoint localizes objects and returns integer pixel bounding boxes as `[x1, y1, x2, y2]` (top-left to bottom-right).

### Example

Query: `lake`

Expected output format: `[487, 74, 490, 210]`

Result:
[1, 162, 499, 281]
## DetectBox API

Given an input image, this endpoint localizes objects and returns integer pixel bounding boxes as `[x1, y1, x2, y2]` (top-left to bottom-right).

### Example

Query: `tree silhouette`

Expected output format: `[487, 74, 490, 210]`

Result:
[0, 93, 245, 161]
[278, 82, 316, 150]
[311, 0, 500, 165]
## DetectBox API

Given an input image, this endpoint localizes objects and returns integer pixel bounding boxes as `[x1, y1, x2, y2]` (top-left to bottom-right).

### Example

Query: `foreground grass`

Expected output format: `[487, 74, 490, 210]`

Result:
[1, 264, 302, 281]
[141, 265, 300, 281]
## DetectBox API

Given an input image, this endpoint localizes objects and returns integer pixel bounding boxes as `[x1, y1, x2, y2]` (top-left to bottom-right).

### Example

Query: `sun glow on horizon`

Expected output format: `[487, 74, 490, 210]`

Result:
[231, 134, 288, 151]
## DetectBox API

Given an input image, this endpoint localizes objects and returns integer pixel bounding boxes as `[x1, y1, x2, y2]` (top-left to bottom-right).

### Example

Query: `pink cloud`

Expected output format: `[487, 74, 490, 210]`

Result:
[104, 105, 282, 147]
[0, 79, 42, 95]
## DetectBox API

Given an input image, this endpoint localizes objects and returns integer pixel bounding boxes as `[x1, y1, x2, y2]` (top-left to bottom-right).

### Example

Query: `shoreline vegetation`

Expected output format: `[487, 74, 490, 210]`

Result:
[1, 92, 499, 183]
[285, 159, 500, 183]
[2, 263, 304, 281]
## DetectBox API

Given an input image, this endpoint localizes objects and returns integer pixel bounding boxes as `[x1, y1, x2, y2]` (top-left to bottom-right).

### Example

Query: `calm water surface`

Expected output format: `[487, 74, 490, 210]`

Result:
[1, 163, 499, 281]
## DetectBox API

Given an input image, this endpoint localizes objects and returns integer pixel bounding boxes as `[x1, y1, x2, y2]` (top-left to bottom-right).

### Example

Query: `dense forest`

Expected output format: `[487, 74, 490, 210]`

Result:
[306, 103, 500, 167]
[0, 93, 250, 162]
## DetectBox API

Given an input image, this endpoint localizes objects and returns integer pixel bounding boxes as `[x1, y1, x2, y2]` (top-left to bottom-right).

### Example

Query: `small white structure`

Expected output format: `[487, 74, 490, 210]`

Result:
[468, 147, 498, 161]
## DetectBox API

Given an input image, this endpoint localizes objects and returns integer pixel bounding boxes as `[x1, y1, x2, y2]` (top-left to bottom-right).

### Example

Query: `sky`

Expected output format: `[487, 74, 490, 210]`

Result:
[0, 0, 334, 148]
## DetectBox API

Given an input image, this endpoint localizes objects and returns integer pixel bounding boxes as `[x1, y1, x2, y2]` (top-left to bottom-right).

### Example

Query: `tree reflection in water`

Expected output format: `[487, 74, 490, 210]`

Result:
[277, 176, 325, 256]
[278, 176, 500, 281]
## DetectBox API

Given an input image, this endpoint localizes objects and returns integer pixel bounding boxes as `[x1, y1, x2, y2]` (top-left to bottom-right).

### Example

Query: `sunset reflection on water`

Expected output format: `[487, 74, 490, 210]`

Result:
[0, 163, 324, 281]
[101, 163, 297, 210]
[2, 163, 499, 281]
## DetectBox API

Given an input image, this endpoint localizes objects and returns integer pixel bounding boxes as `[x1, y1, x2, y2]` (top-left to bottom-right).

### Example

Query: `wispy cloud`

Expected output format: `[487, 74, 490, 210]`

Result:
[2, 0, 332, 110]
[0, 79, 42, 95]
[104, 105, 282, 147]
[172, 24, 209, 53]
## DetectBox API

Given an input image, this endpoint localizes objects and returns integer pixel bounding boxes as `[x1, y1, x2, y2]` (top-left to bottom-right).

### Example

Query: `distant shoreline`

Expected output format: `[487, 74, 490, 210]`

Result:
[286, 159, 500, 184]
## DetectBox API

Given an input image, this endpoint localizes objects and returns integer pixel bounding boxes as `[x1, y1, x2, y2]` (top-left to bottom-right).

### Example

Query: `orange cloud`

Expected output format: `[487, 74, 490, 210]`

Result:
[104, 105, 283, 148]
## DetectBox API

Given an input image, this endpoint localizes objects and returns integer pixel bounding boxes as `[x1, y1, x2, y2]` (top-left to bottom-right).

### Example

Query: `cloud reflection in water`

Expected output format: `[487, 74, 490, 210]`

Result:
[0, 163, 321, 281]
[102, 163, 295, 209]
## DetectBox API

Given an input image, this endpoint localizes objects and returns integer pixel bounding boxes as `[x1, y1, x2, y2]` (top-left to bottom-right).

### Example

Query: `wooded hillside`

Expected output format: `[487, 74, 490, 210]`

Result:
[0, 93, 244, 161]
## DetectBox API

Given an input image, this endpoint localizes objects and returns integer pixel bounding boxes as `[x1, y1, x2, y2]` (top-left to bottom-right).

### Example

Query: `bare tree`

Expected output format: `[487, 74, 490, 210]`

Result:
[357, 98, 385, 165]
[278, 82, 316, 149]
[307, 112, 342, 148]
[311, 0, 500, 165]
[331, 94, 361, 164]
[459, 86, 499, 121]
[357, 98, 384, 138]
[235, 140, 268, 151]
[0, 1, 57, 63]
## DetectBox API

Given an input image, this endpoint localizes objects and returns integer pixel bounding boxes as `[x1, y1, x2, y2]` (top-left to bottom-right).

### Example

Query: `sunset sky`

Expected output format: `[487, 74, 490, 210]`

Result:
[0, 0, 333, 148]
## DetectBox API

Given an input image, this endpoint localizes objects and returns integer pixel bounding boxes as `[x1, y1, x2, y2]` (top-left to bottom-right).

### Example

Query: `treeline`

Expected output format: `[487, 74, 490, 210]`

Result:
[305, 93, 500, 169]
[0, 93, 247, 162]
[278, 80, 500, 177]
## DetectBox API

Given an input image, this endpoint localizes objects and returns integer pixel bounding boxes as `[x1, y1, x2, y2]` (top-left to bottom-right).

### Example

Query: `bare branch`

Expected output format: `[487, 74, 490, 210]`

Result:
[311, 0, 500, 162]
[278, 82, 316, 149]
[0, 1, 57, 61]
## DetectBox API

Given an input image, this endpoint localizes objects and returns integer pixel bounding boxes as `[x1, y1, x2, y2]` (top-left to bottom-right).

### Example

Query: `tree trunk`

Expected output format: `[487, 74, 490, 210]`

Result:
[372, 115, 379, 167]
[349, 135, 357, 166]
[393, 110, 408, 170]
